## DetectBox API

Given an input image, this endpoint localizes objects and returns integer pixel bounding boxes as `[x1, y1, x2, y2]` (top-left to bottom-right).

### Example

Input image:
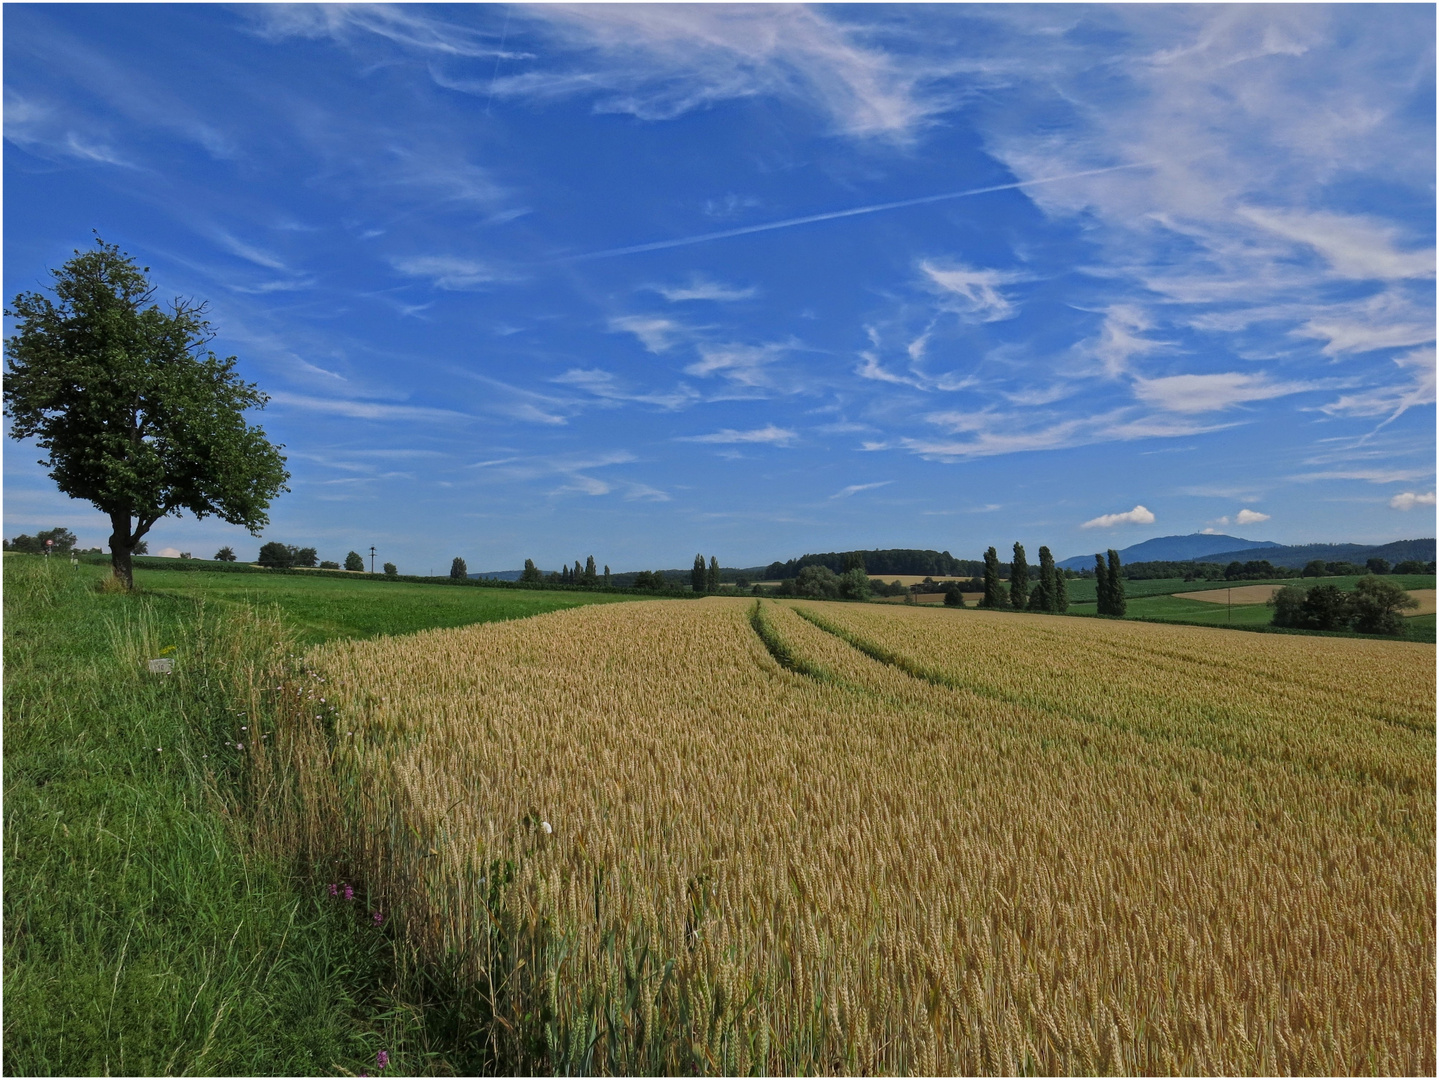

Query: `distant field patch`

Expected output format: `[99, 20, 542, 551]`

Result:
[1406, 589, 1437, 615]
[1174, 584, 1436, 616]
[1175, 584, 1283, 604]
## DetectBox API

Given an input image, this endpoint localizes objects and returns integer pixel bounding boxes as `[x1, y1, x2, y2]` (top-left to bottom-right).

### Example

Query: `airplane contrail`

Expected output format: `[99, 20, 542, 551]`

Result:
[556, 161, 1156, 264]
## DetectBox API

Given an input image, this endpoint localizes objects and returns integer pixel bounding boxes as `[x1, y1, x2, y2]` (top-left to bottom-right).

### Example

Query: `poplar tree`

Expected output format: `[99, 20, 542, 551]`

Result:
[1094, 554, 1110, 615]
[1053, 567, 1069, 613]
[521, 558, 541, 583]
[692, 553, 707, 592]
[585, 555, 597, 583]
[1107, 549, 1127, 617]
[982, 546, 1004, 608]
[707, 555, 720, 592]
[603, 565, 611, 587]
[1036, 546, 1057, 613]
[450, 556, 467, 580]
[1010, 542, 1029, 610]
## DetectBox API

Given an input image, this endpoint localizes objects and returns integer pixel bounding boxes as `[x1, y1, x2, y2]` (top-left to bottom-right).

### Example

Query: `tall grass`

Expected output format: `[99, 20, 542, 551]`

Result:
[3, 556, 417, 1075]
[268, 596, 1433, 1074]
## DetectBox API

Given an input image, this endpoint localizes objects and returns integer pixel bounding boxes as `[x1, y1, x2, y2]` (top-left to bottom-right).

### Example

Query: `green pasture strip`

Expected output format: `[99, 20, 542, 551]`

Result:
[1064, 573, 1435, 603]
[1066, 595, 1436, 644]
[3, 559, 415, 1076]
[134, 565, 636, 646]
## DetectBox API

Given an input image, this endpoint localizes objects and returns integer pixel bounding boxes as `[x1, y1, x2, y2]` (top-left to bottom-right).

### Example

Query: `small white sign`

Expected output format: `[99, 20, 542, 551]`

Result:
[148, 658, 174, 674]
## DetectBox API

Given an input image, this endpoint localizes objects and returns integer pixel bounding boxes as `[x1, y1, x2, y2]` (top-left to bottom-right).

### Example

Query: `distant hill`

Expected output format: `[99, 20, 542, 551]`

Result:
[1058, 533, 1277, 571]
[1198, 538, 1436, 570]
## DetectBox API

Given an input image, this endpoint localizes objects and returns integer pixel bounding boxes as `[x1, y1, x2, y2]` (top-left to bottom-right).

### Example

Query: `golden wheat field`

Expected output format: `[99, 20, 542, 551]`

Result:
[258, 598, 1435, 1075]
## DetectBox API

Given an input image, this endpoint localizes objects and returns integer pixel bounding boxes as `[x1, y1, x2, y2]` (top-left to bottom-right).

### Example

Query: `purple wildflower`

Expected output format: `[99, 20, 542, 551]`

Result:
[372, 911, 385, 926]
[344, 884, 354, 901]
[329, 883, 338, 897]
[377, 1050, 389, 1069]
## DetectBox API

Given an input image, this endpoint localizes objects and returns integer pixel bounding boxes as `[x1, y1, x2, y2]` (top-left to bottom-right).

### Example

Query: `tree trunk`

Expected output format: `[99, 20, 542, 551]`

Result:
[108, 513, 134, 590]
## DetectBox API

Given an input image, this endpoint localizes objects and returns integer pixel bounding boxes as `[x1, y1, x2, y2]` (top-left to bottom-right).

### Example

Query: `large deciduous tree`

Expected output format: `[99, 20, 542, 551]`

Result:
[3, 238, 288, 589]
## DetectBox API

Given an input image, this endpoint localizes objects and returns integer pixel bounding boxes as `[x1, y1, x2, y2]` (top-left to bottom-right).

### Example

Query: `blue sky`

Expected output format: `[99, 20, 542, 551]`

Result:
[4, 4, 1434, 573]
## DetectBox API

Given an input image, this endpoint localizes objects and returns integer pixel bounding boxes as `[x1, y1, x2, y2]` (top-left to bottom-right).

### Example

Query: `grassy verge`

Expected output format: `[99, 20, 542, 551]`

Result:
[3, 558, 423, 1075]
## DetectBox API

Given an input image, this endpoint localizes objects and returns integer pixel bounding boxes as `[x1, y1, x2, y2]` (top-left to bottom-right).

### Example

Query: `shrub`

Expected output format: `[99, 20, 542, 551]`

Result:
[214, 546, 237, 562]
[258, 543, 317, 569]
[838, 566, 871, 601]
[796, 564, 840, 599]
[320, 560, 340, 570]
[944, 584, 965, 607]
[383, 562, 397, 577]
[1348, 575, 1417, 635]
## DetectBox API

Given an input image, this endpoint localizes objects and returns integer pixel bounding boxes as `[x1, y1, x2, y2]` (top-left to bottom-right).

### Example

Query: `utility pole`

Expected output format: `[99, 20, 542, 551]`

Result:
[370, 545, 376, 574]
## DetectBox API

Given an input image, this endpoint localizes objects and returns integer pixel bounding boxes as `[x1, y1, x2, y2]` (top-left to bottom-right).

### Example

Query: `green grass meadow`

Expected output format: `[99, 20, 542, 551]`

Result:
[132, 564, 636, 645]
[3, 555, 633, 1075]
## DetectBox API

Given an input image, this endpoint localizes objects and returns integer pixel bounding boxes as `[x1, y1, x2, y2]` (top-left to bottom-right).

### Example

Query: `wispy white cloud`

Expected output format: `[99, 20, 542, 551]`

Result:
[829, 481, 891, 499]
[678, 424, 797, 446]
[267, 391, 474, 423]
[1390, 491, 1436, 510]
[393, 255, 503, 290]
[684, 342, 787, 388]
[494, 5, 937, 139]
[216, 231, 289, 271]
[1297, 290, 1436, 356]
[1238, 206, 1435, 281]
[609, 315, 685, 353]
[248, 5, 517, 61]
[1292, 468, 1434, 484]
[1080, 505, 1155, 530]
[1319, 346, 1436, 429]
[920, 260, 1022, 322]
[1086, 306, 1167, 379]
[867, 405, 1233, 463]
[551, 368, 698, 411]
[649, 276, 758, 302]
[1131, 371, 1320, 413]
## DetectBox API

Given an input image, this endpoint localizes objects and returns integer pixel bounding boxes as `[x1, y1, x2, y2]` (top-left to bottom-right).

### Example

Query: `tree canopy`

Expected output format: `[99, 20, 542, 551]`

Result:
[3, 238, 289, 587]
